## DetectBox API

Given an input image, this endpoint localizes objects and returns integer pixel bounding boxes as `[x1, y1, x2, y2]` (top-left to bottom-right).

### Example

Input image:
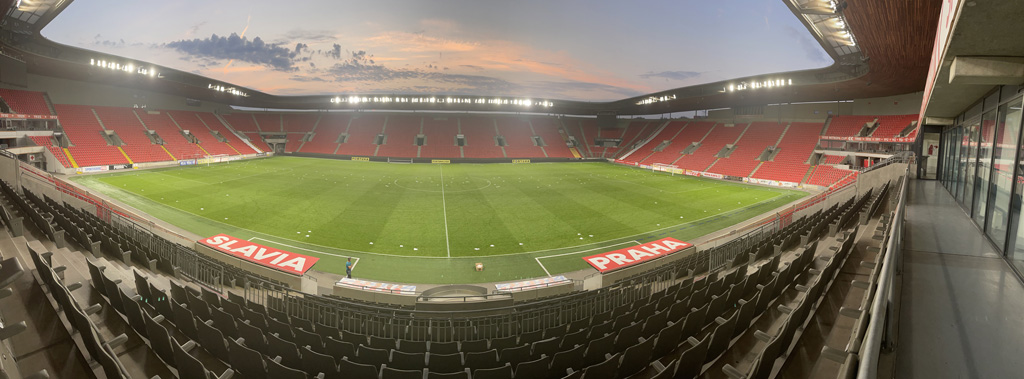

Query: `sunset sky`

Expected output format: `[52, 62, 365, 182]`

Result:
[41, 0, 832, 101]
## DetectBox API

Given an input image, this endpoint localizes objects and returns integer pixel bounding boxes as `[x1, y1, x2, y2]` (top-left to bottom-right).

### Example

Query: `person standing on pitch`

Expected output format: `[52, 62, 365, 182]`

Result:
[346, 258, 353, 279]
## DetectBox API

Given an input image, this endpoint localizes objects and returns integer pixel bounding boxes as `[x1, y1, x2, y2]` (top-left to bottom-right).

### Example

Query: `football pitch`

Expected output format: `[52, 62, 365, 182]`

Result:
[70, 157, 808, 284]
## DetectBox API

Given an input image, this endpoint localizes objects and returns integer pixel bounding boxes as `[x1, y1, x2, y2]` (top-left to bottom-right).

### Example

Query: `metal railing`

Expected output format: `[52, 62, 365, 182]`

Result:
[857, 165, 908, 378]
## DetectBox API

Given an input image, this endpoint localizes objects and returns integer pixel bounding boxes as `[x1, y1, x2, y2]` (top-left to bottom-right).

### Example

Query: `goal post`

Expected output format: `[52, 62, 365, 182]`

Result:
[652, 163, 681, 176]
[203, 154, 232, 166]
[387, 157, 413, 164]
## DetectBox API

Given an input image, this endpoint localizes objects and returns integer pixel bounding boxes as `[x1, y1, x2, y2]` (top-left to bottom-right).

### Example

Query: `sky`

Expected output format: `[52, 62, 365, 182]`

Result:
[40, 0, 831, 102]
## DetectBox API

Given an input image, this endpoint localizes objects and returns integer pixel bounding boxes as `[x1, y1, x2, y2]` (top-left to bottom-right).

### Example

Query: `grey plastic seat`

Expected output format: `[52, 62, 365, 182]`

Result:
[267, 355, 308, 379]
[0, 257, 24, 289]
[427, 352, 463, 374]
[460, 339, 488, 353]
[172, 338, 234, 379]
[641, 311, 669, 339]
[228, 336, 268, 379]
[381, 366, 423, 379]
[489, 335, 520, 352]
[675, 336, 710, 379]
[295, 326, 325, 353]
[617, 337, 655, 378]
[197, 319, 231, 364]
[371, 335, 398, 351]
[354, 345, 390, 366]
[514, 355, 551, 379]
[325, 336, 357, 361]
[302, 345, 342, 379]
[583, 332, 615, 367]
[339, 357, 379, 379]
[550, 344, 585, 377]
[531, 337, 560, 358]
[560, 328, 588, 350]
[498, 344, 532, 367]
[431, 341, 460, 354]
[210, 307, 239, 340]
[267, 316, 294, 342]
[427, 370, 469, 379]
[613, 322, 643, 352]
[268, 332, 302, 369]
[578, 352, 619, 379]
[464, 349, 500, 372]
[172, 301, 200, 342]
[473, 364, 513, 379]
[236, 320, 270, 355]
[391, 350, 426, 371]
[398, 339, 428, 354]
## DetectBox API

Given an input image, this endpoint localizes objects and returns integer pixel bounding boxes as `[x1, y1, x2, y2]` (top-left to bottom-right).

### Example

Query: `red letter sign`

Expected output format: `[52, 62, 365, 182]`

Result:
[583, 237, 692, 273]
[198, 234, 320, 276]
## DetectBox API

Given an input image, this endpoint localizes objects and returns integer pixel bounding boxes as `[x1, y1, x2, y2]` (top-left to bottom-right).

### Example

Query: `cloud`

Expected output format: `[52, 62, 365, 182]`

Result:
[282, 28, 336, 43]
[525, 80, 644, 99]
[185, 21, 207, 38]
[783, 25, 830, 64]
[166, 33, 300, 71]
[639, 70, 703, 81]
[367, 32, 478, 52]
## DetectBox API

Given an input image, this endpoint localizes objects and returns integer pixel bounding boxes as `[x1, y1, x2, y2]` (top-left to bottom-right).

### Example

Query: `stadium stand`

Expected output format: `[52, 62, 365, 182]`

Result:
[822, 154, 847, 165]
[220, 113, 262, 132]
[871, 114, 918, 138]
[823, 115, 874, 137]
[626, 121, 686, 164]
[337, 114, 385, 156]
[0, 169, 891, 379]
[668, 122, 731, 170]
[29, 135, 71, 167]
[189, 111, 258, 155]
[376, 115, 421, 158]
[0, 88, 52, 115]
[282, 114, 319, 153]
[420, 116, 461, 158]
[299, 113, 350, 155]
[93, 106, 173, 163]
[606, 120, 655, 158]
[710, 122, 787, 177]
[497, 117, 544, 158]
[751, 122, 822, 183]
[53, 104, 130, 167]
[530, 118, 574, 158]
[461, 116, 503, 158]
[807, 165, 857, 187]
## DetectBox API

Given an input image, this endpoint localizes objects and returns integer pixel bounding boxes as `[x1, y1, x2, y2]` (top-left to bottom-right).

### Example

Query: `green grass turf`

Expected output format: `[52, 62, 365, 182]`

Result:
[70, 156, 808, 284]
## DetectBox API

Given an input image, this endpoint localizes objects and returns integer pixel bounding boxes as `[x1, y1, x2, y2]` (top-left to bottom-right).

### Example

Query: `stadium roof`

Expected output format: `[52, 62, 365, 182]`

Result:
[0, 0, 940, 115]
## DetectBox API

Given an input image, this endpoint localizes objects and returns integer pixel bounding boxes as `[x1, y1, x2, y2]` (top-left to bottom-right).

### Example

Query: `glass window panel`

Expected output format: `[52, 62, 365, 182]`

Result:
[986, 101, 1023, 249]
[973, 110, 998, 226]
[961, 118, 981, 211]
[955, 126, 966, 199]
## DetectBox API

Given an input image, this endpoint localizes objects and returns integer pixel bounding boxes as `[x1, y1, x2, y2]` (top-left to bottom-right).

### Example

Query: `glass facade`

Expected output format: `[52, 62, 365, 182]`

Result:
[940, 89, 1024, 274]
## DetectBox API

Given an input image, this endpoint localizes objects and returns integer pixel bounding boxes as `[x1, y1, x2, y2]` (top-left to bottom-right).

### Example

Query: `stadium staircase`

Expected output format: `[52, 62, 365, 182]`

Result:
[617, 120, 670, 162]
[706, 122, 787, 178]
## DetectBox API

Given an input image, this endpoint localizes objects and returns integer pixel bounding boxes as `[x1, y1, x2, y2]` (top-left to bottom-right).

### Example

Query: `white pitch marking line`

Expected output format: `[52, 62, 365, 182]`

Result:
[440, 165, 452, 258]
[532, 240, 641, 275]
[248, 237, 360, 269]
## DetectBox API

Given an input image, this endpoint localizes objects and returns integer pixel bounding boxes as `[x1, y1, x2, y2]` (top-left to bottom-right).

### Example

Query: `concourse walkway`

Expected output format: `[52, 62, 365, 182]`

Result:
[893, 180, 1024, 378]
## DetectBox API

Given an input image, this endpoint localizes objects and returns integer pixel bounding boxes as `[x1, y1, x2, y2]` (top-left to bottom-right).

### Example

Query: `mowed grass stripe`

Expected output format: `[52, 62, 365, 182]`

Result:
[71, 157, 809, 283]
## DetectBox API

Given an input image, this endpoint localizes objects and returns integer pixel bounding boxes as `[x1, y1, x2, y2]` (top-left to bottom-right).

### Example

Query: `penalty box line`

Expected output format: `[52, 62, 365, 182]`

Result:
[249, 237, 361, 270]
[533, 240, 640, 277]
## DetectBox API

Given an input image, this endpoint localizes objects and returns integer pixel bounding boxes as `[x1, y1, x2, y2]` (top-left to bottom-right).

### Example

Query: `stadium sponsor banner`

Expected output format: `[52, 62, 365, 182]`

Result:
[701, 172, 724, 179]
[685, 170, 701, 177]
[179, 159, 197, 166]
[495, 276, 571, 292]
[512, 159, 531, 164]
[819, 135, 916, 143]
[614, 159, 639, 167]
[779, 181, 799, 188]
[108, 164, 133, 170]
[336, 278, 416, 294]
[431, 159, 451, 164]
[0, 113, 58, 120]
[77, 166, 108, 173]
[583, 237, 692, 273]
[352, 157, 370, 162]
[199, 234, 319, 275]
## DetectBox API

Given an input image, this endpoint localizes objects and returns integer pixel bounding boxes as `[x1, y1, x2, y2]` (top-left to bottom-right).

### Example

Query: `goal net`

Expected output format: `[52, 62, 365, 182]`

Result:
[652, 163, 682, 175]
[388, 157, 413, 164]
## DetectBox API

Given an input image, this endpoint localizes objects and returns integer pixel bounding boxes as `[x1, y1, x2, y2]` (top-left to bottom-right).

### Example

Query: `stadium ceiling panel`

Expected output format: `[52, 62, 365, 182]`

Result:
[0, 0, 940, 115]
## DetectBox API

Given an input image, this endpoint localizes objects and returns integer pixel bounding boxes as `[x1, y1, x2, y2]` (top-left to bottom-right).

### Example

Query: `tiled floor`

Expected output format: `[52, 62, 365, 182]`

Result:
[894, 180, 1024, 378]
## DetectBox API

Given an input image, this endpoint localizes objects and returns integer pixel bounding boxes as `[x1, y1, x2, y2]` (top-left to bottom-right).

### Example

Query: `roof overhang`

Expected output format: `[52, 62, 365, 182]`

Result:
[1, 0, 939, 116]
[920, 0, 1024, 121]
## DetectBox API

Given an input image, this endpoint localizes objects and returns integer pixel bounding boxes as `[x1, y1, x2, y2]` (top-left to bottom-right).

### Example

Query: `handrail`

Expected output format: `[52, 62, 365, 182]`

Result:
[857, 165, 909, 378]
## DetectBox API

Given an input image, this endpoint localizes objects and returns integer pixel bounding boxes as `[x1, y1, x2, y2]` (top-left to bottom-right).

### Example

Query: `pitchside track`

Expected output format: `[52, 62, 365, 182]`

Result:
[71, 157, 807, 283]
